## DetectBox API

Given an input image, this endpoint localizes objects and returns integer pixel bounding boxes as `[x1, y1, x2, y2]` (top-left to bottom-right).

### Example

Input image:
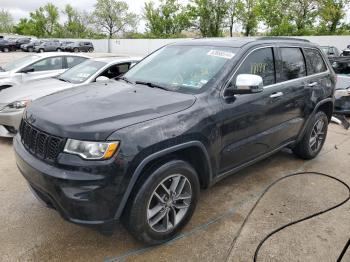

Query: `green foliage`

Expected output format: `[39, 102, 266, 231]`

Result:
[92, 0, 138, 38]
[235, 0, 259, 36]
[0, 9, 14, 33]
[144, 0, 191, 38]
[318, 0, 349, 34]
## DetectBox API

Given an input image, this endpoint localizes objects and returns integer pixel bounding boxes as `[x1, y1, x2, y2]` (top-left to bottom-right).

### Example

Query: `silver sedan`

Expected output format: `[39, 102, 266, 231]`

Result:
[0, 52, 89, 91]
[0, 56, 141, 137]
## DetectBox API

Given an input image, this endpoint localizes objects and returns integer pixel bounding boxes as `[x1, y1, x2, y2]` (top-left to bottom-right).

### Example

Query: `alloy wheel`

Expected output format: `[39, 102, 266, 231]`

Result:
[147, 174, 192, 233]
[309, 118, 326, 152]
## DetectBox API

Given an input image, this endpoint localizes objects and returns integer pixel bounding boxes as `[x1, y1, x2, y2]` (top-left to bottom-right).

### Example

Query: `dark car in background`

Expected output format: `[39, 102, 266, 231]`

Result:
[0, 39, 17, 52]
[14, 37, 335, 245]
[12, 38, 31, 49]
[34, 40, 62, 52]
[322, 45, 350, 74]
[65, 41, 94, 52]
[60, 41, 74, 51]
[21, 40, 46, 52]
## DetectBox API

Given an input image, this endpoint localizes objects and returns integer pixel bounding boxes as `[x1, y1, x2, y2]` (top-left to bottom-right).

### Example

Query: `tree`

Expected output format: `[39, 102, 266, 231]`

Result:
[63, 4, 89, 38]
[318, 0, 349, 34]
[14, 3, 61, 37]
[290, 0, 318, 35]
[92, 0, 138, 38]
[144, 0, 191, 37]
[0, 10, 14, 33]
[189, 0, 229, 37]
[259, 0, 296, 35]
[226, 0, 239, 37]
[235, 0, 259, 36]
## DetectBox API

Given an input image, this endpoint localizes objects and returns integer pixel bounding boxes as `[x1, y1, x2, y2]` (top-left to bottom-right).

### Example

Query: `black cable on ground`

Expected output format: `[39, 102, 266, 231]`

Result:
[337, 238, 350, 262]
[223, 172, 350, 262]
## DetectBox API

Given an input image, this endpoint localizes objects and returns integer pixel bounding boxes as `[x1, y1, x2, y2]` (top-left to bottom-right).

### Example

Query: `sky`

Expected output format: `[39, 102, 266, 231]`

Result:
[1, 0, 189, 32]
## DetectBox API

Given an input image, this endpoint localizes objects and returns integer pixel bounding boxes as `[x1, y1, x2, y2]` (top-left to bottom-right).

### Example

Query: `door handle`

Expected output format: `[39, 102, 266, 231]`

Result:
[270, 92, 284, 98]
[308, 82, 318, 87]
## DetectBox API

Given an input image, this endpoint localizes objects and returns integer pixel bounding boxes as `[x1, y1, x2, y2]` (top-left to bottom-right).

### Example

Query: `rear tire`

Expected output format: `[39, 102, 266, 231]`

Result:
[3, 47, 9, 52]
[39, 49, 44, 53]
[88, 47, 94, 52]
[123, 159, 200, 245]
[293, 111, 328, 159]
[73, 47, 79, 52]
[56, 48, 62, 52]
[28, 47, 34, 52]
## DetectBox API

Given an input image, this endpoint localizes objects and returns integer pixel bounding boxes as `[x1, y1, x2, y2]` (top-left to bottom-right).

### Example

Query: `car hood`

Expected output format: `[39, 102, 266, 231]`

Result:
[25, 81, 196, 141]
[0, 78, 73, 104]
[0, 71, 11, 79]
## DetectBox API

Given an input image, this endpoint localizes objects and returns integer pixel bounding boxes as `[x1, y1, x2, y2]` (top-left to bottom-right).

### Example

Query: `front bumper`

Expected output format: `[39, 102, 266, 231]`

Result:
[0, 110, 23, 137]
[14, 134, 129, 227]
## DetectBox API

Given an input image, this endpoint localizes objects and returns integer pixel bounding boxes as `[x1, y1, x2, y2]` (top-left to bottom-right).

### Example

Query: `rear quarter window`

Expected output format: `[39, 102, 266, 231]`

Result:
[304, 48, 327, 75]
[280, 48, 306, 81]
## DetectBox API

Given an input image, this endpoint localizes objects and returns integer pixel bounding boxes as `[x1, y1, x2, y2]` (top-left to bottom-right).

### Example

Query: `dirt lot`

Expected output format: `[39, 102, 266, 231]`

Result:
[0, 51, 350, 262]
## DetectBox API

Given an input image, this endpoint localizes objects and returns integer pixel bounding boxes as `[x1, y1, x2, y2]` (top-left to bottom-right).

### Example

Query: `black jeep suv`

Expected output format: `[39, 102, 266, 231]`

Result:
[14, 38, 335, 245]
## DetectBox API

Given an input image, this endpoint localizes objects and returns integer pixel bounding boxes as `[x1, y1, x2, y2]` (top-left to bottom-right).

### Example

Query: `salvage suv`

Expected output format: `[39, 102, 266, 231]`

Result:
[14, 37, 335, 245]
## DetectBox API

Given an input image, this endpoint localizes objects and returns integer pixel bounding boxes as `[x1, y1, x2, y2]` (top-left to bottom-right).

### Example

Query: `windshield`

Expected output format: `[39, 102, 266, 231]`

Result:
[58, 60, 107, 84]
[124, 45, 238, 93]
[2, 55, 39, 71]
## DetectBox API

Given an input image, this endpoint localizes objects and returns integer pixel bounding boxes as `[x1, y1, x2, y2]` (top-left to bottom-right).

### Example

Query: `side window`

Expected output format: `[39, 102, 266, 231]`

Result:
[30, 57, 63, 72]
[99, 63, 130, 78]
[304, 49, 327, 75]
[66, 56, 87, 68]
[280, 48, 306, 81]
[236, 48, 275, 86]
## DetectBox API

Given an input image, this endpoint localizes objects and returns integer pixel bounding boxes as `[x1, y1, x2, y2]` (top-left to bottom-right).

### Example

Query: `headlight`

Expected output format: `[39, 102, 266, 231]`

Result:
[0, 100, 31, 113]
[64, 139, 119, 160]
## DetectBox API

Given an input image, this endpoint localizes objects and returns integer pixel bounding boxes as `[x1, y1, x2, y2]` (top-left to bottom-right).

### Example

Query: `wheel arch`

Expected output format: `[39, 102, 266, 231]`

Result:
[297, 98, 334, 142]
[114, 141, 212, 219]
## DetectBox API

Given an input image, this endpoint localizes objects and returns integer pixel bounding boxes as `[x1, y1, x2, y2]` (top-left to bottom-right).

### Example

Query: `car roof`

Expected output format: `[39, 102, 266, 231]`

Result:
[35, 52, 91, 58]
[171, 37, 318, 48]
[91, 56, 142, 63]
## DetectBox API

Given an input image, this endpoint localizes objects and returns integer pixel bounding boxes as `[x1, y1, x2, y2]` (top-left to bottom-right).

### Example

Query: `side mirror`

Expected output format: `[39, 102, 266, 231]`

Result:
[21, 67, 34, 73]
[232, 74, 263, 94]
[96, 76, 110, 82]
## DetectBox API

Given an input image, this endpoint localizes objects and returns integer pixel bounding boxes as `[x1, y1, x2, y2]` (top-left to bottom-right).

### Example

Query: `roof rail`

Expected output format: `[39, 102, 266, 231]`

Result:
[259, 37, 310, 42]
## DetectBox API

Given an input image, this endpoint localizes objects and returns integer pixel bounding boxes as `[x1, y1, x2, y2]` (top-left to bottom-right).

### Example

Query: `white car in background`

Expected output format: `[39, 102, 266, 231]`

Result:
[0, 53, 89, 91]
[0, 56, 141, 137]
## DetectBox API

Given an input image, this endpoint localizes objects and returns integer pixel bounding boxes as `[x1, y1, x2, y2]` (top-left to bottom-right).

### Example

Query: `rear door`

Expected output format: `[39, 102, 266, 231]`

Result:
[302, 48, 332, 114]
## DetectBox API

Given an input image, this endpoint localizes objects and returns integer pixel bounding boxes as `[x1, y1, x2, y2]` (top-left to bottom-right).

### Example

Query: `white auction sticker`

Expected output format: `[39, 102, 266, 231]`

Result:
[207, 50, 235, 59]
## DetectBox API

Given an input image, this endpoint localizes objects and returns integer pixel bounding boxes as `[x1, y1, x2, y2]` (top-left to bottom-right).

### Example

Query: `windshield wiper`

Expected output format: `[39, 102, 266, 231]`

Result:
[135, 81, 170, 91]
[115, 76, 135, 85]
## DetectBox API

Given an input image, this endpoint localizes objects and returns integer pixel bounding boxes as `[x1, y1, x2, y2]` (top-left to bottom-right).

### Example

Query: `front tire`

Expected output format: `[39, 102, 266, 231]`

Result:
[39, 49, 44, 53]
[73, 47, 79, 52]
[123, 160, 200, 245]
[3, 47, 9, 52]
[293, 111, 328, 159]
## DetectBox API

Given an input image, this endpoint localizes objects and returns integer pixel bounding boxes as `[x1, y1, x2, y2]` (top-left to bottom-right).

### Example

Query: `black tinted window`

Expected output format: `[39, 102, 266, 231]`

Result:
[280, 48, 306, 81]
[236, 48, 275, 86]
[304, 49, 327, 75]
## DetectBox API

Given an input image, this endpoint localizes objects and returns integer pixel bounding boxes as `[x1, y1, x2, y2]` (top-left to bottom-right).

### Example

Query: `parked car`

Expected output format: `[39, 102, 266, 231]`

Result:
[0, 53, 89, 91]
[34, 40, 61, 52]
[60, 41, 74, 51]
[21, 40, 45, 52]
[321, 46, 341, 57]
[14, 38, 335, 245]
[334, 74, 350, 115]
[321, 45, 350, 74]
[0, 57, 140, 137]
[65, 41, 94, 52]
[0, 39, 17, 52]
[13, 37, 31, 49]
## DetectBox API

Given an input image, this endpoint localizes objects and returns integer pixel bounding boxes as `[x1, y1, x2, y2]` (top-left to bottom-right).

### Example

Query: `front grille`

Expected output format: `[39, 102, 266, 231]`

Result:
[19, 120, 65, 161]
